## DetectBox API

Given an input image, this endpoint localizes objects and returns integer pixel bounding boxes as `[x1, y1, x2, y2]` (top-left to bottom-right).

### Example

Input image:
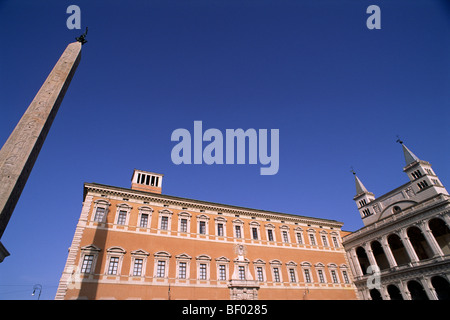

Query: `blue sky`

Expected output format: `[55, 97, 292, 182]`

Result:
[0, 0, 449, 299]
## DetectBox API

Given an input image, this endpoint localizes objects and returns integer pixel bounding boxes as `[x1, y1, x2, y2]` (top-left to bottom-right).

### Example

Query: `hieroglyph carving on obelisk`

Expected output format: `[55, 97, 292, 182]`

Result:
[0, 41, 82, 242]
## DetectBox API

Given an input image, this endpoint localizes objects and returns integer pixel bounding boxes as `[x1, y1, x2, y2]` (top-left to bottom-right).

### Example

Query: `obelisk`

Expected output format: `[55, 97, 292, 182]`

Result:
[0, 40, 82, 262]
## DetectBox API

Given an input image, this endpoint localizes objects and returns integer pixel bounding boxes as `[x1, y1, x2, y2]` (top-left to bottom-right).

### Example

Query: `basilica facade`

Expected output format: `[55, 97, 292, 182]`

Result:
[343, 143, 450, 300]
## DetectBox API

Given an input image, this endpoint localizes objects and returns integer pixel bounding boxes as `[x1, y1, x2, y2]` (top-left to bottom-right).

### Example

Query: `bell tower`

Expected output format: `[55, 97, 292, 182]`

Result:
[398, 140, 448, 196]
[352, 171, 376, 220]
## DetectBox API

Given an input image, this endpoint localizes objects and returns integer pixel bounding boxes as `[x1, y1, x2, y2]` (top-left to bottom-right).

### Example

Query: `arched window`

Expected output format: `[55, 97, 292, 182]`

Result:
[431, 276, 450, 300]
[429, 218, 450, 255]
[371, 240, 390, 270]
[387, 233, 410, 266]
[356, 246, 370, 275]
[387, 284, 403, 300]
[407, 280, 429, 300]
[407, 226, 433, 260]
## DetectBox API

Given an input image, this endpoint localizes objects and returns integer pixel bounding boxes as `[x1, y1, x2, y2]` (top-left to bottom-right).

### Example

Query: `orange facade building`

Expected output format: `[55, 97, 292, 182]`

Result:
[55, 169, 357, 300]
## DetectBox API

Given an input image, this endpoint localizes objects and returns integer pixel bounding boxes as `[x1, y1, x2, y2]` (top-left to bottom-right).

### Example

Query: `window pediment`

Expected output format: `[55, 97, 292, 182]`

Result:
[159, 209, 173, 215]
[154, 251, 171, 258]
[215, 256, 230, 262]
[178, 211, 192, 217]
[176, 253, 192, 260]
[301, 261, 312, 267]
[269, 259, 282, 265]
[196, 254, 212, 261]
[117, 203, 132, 209]
[138, 206, 153, 212]
[106, 246, 126, 254]
[131, 249, 150, 256]
[253, 259, 266, 265]
[81, 244, 101, 252]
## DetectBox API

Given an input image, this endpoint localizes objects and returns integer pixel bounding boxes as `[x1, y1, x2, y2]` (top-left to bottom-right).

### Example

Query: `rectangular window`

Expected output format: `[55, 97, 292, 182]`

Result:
[332, 236, 339, 248]
[296, 232, 303, 244]
[318, 270, 325, 283]
[342, 271, 349, 283]
[139, 213, 148, 228]
[180, 218, 187, 232]
[199, 264, 207, 280]
[81, 255, 94, 274]
[94, 207, 106, 222]
[199, 221, 206, 234]
[178, 262, 186, 279]
[321, 235, 328, 247]
[156, 260, 166, 278]
[217, 223, 224, 236]
[108, 257, 119, 275]
[160, 216, 168, 230]
[238, 266, 246, 280]
[304, 269, 311, 283]
[117, 210, 127, 225]
[309, 234, 316, 246]
[235, 226, 242, 238]
[267, 229, 274, 241]
[219, 265, 226, 280]
[282, 231, 289, 243]
[273, 268, 280, 282]
[252, 227, 258, 240]
[331, 270, 338, 283]
[256, 267, 264, 282]
[133, 259, 143, 276]
[289, 269, 296, 283]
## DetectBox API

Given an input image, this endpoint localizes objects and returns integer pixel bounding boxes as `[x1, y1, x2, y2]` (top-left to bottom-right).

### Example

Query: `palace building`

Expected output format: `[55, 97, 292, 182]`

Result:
[55, 169, 357, 300]
[342, 143, 450, 300]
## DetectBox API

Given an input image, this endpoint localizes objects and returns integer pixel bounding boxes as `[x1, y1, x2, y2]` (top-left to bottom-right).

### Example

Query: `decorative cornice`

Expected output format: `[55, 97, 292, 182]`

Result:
[84, 183, 344, 229]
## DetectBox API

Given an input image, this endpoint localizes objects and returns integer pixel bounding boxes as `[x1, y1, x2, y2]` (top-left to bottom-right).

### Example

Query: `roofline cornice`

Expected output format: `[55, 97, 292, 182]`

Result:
[83, 182, 344, 228]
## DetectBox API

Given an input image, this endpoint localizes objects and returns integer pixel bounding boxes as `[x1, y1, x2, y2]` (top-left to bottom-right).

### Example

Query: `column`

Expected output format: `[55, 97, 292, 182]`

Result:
[381, 285, 391, 300]
[399, 229, 419, 263]
[350, 248, 364, 277]
[420, 277, 438, 300]
[364, 242, 378, 269]
[419, 220, 444, 257]
[380, 235, 397, 268]
[398, 280, 411, 300]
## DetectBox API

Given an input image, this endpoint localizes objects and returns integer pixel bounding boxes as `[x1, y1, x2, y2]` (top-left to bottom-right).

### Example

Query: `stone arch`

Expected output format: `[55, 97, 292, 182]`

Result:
[407, 280, 429, 300]
[369, 288, 383, 300]
[387, 284, 403, 300]
[407, 226, 433, 260]
[370, 240, 390, 270]
[429, 218, 450, 255]
[387, 233, 410, 266]
[431, 276, 450, 300]
[356, 246, 370, 275]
